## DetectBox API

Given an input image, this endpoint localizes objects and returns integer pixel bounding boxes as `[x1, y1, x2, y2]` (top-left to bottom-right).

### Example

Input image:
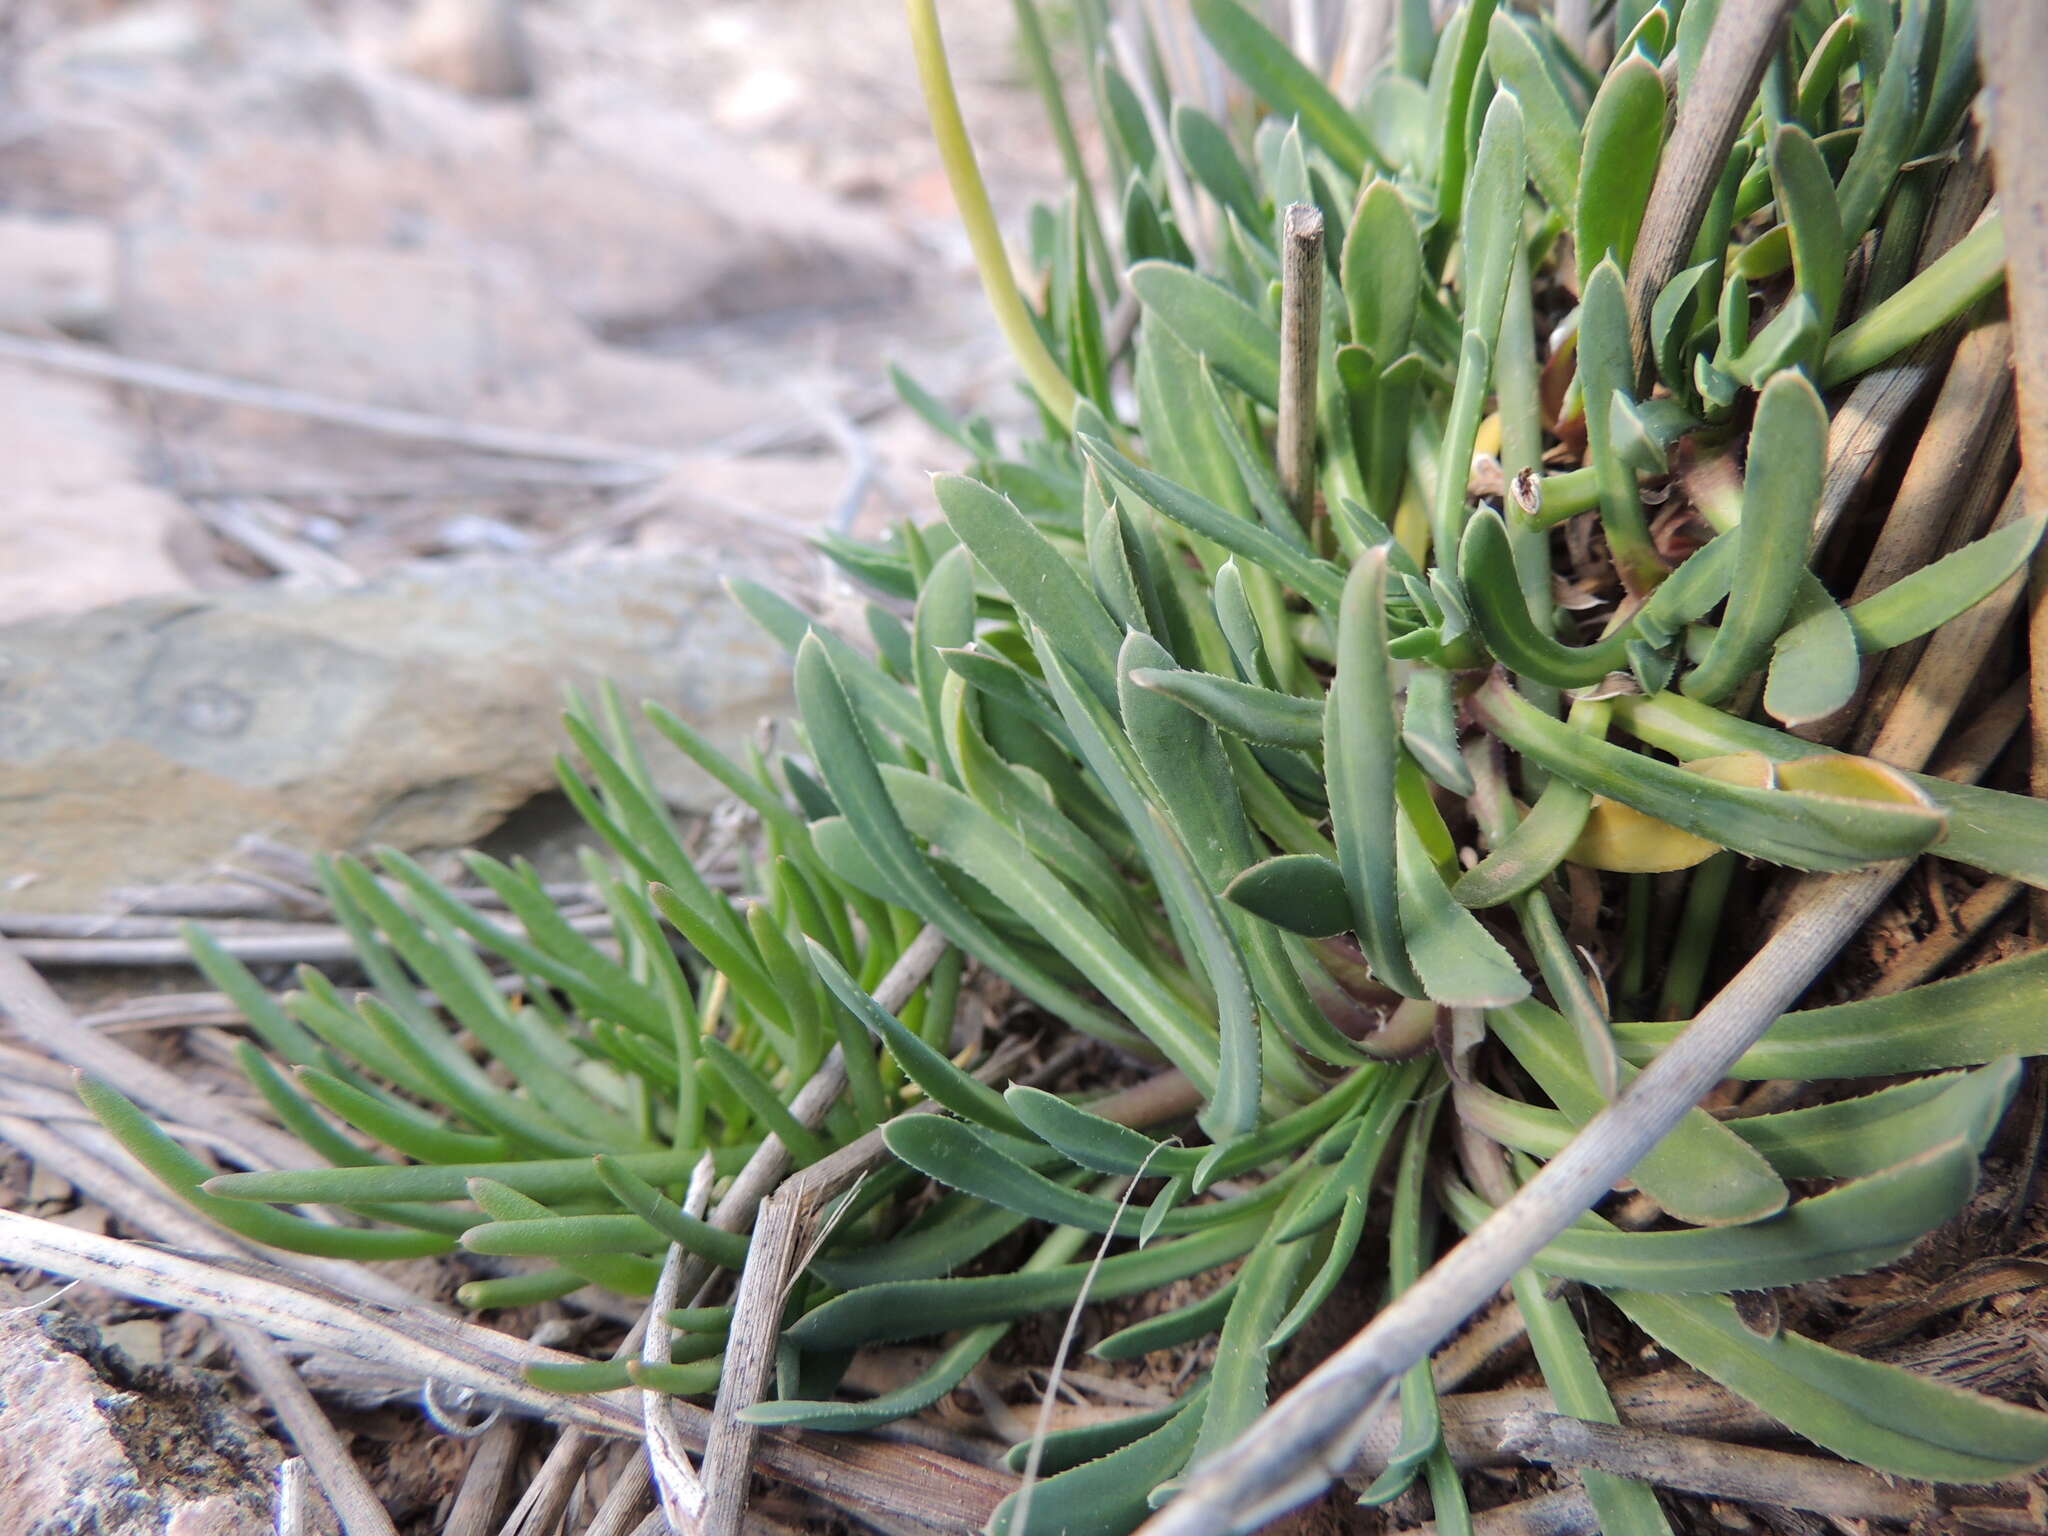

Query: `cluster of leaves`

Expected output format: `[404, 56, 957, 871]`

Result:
[82, 0, 2048, 1530]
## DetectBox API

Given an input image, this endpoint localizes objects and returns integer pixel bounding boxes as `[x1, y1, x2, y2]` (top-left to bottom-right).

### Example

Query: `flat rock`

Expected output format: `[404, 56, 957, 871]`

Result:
[0, 362, 200, 625]
[0, 1310, 278, 1536]
[0, 555, 795, 911]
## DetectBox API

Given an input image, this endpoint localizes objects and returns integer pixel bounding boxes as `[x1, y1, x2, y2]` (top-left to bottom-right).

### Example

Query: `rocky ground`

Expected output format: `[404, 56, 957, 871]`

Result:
[0, 0, 1069, 911]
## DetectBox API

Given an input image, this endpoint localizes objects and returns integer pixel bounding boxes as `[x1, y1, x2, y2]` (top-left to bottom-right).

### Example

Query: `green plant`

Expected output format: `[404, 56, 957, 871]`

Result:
[84, 1, 2048, 1531]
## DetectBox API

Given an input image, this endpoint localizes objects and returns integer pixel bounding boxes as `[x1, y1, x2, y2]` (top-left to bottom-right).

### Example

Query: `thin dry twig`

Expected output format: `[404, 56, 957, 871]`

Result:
[1417, 1487, 1597, 1536]
[1624, 0, 1799, 376]
[1816, 318, 2017, 746]
[1866, 874, 2024, 997]
[1868, 481, 2032, 773]
[0, 1214, 1014, 1531]
[0, 330, 673, 472]
[496, 1427, 603, 1536]
[581, 1456, 653, 1536]
[700, 1178, 820, 1536]
[189, 494, 365, 587]
[276, 1458, 313, 1536]
[645, 1155, 719, 1536]
[1981, 7, 2048, 527]
[1013, 1151, 1172, 1536]
[1982, 7, 2048, 936]
[1498, 1411, 1928, 1521]
[227, 1318, 401, 1536]
[667, 926, 951, 1304]
[441, 1404, 531, 1536]
[701, 1044, 1197, 1535]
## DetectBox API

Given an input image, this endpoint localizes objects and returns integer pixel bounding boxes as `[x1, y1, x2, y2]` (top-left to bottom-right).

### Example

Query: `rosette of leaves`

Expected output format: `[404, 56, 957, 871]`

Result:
[83, 0, 2048, 1531]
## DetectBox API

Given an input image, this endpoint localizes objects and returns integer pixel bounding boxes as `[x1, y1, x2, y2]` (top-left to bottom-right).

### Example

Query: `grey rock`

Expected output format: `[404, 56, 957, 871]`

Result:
[116, 228, 488, 415]
[0, 555, 795, 911]
[0, 1310, 278, 1536]
[0, 215, 117, 338]
[0, 363, 199, 626]
[395, 0, 534, 99]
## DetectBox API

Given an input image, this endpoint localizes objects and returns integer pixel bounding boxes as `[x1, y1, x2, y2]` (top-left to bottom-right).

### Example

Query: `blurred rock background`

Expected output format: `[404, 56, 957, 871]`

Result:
[0, 0, 1066, 909]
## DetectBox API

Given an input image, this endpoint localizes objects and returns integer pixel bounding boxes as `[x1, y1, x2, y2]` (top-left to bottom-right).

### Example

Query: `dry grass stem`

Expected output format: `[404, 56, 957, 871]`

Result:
[1497, 1411, 1928, 1521]
[0, 1213, 1013, 1530]
[1278, 203, 1326, 530]
[581, 1456, 653, 1536]
[226, 1318, 402, 1536]
[277, 1458, 313, 1536]
[0, 330, 673, 473]
[442, 1409, 531, 1536]
[1624, 0, 1800, 374]
[1417, 1486, 1597, 1536]
[646, 1156, 718, 1536]
[1867, 875, 2024, 997]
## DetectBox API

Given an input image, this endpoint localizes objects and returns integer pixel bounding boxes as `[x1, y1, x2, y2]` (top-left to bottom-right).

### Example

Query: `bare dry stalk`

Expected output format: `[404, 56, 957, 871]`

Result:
[276, 1458, 314, 1536]
[1623, 0, 1799, 376]
[665, 926, 950, 1310]
[1843, 430, 2017, 752]
[1980, 8, 2048, 527]
[0, 1087, 433, 1315]
[1499, 1412, 1927, 1521]
[702, 1050, 1200, 1534]
[1138, 859, 1905, 1536]
[441, 1408, 530, 1536]
[1807, 154, 1990, 559]
[1278, 204, 1326, 531]
[1850, 319, 2017, 605]
[1930, 677, 2032, 782]
[1355, 1370, 1775, 1478]
[651, 926, 951, 1535]
[645, 1156, 718, 1535]
[1812, 317, 2018, 746]
[1417, 1486, 1597, 1536]
[496, 1428, 602, 1536]
[1952, 28, 2048, 937]
[1429, 1292, 1527, 1393]
[0, 330, 671, 472]
[1868, 482, 2033, 774]
[1867, 875, 2024, 998]
[580, 1457, 653, 1536]
[226, 1319, 401, 1536]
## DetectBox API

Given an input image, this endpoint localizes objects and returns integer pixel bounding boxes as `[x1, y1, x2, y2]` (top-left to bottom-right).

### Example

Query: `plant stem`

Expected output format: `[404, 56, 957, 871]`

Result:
[906, 0, 1080, 426]
[1278, 203, 1326, 533]
[1820, 210, 2007, 388]
[1011, 0, 1118, 299]
[1656, 852, 1735, 1020]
